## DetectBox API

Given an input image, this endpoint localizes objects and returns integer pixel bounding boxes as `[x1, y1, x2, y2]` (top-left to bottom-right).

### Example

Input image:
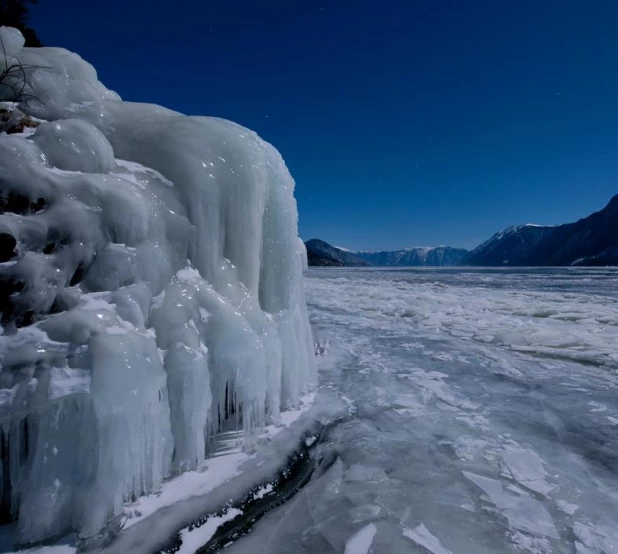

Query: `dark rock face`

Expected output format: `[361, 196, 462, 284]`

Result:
[354, 246, 468, 267]
[306, 251, 344, 267]
[462, 194, 618, 266]
[305, 239, 370, 267]
[0, 233, 17, 262]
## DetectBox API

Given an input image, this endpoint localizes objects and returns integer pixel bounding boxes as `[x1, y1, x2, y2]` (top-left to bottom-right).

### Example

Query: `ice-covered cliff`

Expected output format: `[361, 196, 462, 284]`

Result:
[0, 26, 316, 545]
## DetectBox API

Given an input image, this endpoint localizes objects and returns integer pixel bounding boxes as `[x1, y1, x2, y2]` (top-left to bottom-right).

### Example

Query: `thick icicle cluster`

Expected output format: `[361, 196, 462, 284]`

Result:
[0, 27, 316, 543]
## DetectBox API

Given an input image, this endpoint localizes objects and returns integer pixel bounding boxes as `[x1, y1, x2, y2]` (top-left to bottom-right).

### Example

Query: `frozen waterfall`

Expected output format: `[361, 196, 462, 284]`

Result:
[0, 26, 316, 545]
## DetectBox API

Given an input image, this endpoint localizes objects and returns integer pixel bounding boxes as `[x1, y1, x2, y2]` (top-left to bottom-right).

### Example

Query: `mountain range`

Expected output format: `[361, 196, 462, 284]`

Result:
[306, 193, 618, 267]
[461, 194, 618, 266]
[353, 246, 468, 267]
[304, 239, 468, 267]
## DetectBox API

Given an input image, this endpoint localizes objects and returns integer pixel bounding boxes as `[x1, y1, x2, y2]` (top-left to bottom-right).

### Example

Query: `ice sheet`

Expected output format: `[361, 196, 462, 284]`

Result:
[306, 269, 618, 371]
[253, 267, 618, 554]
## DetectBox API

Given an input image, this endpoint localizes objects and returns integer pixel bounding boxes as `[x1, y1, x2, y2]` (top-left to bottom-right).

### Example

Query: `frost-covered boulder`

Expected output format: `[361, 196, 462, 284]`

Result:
[0, 26, 316, 545]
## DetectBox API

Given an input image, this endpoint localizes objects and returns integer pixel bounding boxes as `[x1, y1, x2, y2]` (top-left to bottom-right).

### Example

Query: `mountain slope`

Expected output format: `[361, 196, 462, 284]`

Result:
[305, 239, 371, 266]
[463, 194, 618, 266]
[306, 250, 344, 267]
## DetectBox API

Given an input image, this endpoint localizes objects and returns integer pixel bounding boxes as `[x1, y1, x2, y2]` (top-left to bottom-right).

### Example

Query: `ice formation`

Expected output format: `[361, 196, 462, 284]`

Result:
[0, 26, 316, 544]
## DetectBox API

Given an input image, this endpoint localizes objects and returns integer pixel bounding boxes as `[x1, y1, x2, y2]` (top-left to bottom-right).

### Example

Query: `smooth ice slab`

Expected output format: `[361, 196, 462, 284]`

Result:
[463, 471, 558, 538]
[501, 449, 557, 496]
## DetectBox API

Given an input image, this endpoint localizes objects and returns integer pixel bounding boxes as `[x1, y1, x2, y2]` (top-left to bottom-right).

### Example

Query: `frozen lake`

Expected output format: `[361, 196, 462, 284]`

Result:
[227, 268, 618, 554]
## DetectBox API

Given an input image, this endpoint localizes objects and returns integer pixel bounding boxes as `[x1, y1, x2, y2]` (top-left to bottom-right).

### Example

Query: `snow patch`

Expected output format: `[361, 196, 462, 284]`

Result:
[177, 508, 243, 554]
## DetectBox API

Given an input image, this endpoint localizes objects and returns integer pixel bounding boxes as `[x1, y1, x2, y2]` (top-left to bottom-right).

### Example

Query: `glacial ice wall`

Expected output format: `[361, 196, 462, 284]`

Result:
[0, 26, 316, 544]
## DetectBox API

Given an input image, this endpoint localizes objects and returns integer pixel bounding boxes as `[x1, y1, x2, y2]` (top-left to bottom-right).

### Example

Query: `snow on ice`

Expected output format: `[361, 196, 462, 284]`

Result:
[176, 508, 243, 554]
[0, 26, 315, 546]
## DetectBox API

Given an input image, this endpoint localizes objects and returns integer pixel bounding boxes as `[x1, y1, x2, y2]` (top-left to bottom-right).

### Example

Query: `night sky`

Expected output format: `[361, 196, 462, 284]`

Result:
[31, 0, 618, 250]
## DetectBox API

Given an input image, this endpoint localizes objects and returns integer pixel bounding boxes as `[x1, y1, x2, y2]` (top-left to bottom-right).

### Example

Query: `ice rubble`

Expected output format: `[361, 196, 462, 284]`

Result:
[0, 26, 316, 544]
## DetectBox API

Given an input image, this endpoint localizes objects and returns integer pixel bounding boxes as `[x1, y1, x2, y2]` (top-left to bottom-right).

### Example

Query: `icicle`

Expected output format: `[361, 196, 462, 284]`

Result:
[0, 25, 317, 543]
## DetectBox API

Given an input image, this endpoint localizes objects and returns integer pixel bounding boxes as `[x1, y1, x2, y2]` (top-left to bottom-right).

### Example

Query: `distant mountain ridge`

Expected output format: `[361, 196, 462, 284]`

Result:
[354, 246, 468, 267]
[304, 240, 467, 267]
[462, 194, 618, 266]
[305, 194, 618, 269]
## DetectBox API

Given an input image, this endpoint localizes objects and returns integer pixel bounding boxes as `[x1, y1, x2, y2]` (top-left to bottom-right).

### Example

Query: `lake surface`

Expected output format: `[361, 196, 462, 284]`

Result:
[226, 268, 618, 554]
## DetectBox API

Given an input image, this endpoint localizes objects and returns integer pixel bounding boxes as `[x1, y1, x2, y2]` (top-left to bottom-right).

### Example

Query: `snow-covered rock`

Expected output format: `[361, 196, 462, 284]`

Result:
[0, 26, 316, 545]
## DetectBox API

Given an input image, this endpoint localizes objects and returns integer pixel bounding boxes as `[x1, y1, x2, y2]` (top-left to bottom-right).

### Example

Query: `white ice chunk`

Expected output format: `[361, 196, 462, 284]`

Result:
[502, 449, 557, 496]
[463, 471, 511, 508]
[344, 523, 377, 554]
[403, 523, 452, 554]
[508, 531, 553, 554]
[556, 500, 579, 515]
[503, 495, 559, 539]
[463, 471, 558, 538]
[573, 521, 618, 554]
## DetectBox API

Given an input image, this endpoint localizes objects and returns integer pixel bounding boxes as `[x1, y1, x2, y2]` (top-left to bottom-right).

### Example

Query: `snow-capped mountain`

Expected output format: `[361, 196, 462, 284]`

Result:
[354, 246, 469, 267]
[462, 194, 618, 266]
[305, 240, 468, 267]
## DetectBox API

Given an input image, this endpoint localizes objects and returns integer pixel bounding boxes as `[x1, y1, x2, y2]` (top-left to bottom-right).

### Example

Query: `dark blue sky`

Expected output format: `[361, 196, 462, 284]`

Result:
[32, 1, 618, 250]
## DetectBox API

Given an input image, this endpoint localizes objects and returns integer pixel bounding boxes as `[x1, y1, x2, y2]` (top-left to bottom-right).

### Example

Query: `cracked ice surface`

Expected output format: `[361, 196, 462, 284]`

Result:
[225, 267, 618, 554]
